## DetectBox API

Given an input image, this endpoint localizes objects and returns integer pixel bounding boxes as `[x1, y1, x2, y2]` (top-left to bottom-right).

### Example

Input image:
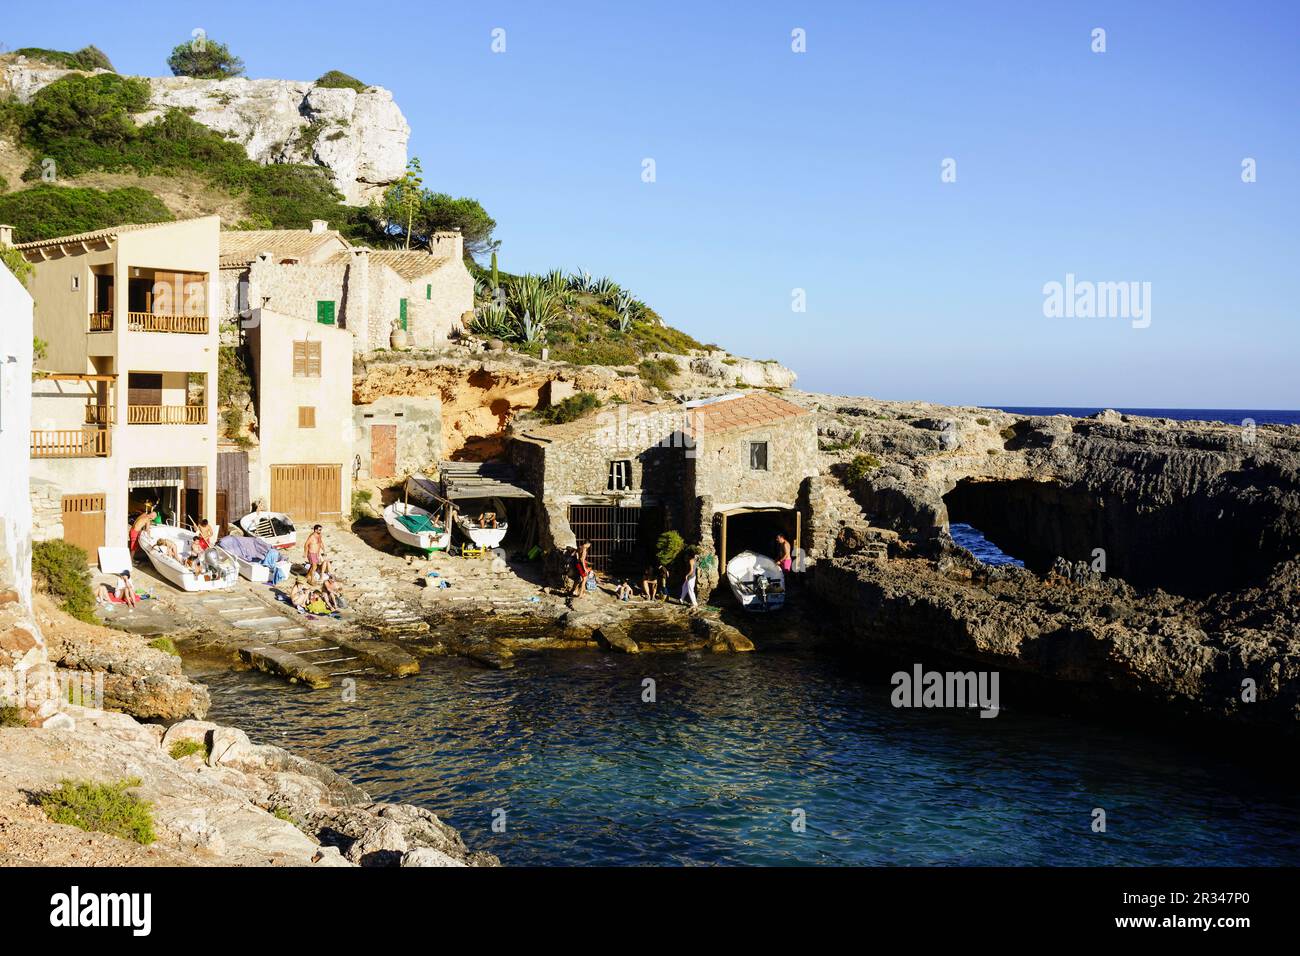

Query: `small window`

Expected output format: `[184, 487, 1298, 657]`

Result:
[71, 274, 80, 291]
[292, 340, 322, 377]
[298, 406, 316, 428]
[316, 300, 336, 325]
[607, 460, 633, 491]
[749, 441, 769, 471]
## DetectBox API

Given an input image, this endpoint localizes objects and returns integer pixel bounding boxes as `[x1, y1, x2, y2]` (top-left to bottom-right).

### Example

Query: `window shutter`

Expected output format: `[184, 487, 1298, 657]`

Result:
[293, 341, 307, 376]
[307, 341, 321, 377]
[317, 300, 335, 325]
[298, 406, 316, 428]
[399, 298, 408, 331]
[426, 284, 431, 300]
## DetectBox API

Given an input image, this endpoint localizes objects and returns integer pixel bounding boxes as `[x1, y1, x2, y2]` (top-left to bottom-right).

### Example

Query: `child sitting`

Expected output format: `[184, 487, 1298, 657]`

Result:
[615, 580, 633, 601]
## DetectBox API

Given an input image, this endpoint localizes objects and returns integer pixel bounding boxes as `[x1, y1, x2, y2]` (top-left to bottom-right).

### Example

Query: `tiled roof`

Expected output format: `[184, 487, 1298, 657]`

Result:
[218, 229, 348, 268]
[519, 402, 669, 442]
[688, 392, 810, 435]
[365, 249, 453, 281]
[12, 220, 181, 250]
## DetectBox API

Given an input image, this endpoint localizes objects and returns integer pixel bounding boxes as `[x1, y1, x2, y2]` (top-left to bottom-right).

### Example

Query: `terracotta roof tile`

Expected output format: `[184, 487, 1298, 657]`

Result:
[689, 392, 809, 435]
[218, 229, 348, 268]
[13, 219, 197, 251]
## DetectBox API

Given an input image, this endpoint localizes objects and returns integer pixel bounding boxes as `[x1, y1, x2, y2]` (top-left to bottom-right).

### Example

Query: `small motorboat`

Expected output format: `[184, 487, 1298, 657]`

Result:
[454, 498, 508, 549]
[238, 510, 297, 548]
[725, 551, 786, 611]
[215, 535, 291, 584]
[383, 501, 450, 553]
[139, 525, 238, 592]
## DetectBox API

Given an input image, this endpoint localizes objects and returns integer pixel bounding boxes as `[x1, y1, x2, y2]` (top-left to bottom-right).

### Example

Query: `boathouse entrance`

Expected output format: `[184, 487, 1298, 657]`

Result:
[568, 503, 663, 574]
[715, 505, 800, 570]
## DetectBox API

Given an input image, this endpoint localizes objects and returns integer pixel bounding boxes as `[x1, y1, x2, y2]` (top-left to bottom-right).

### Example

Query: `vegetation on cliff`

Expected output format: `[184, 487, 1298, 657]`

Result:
[32, 539, 97, 624]
[12, 45, 114, 71]
[0, 184, 173, 242]
[39, 778, 157, 845]
[166, 37, 245, 79]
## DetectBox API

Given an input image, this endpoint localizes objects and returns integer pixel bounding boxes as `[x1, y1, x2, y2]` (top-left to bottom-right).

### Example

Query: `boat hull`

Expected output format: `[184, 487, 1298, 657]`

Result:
[455, 516, 508, 549]
[383, 502, 450, 552]
[725, 551, 786, 612]
[237, 511, 297, 548]
[140, 526, 238, 592]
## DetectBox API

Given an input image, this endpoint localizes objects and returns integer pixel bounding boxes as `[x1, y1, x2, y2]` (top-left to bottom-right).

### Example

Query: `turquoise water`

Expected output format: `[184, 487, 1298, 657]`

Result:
[201, 640, 1300, 866]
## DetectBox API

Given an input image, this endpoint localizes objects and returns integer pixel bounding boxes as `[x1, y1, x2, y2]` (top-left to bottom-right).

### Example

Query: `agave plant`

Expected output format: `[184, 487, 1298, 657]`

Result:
[591, 276, 617, 296]
[469, 303, 513, 339]
[507, 275, 561, 327]
[544, 268, 567, 292]
[515, 309, 547, 346]
[612, 302, 633, 333]
[610, 290, 635, 316]
[568, 268, 594, 293]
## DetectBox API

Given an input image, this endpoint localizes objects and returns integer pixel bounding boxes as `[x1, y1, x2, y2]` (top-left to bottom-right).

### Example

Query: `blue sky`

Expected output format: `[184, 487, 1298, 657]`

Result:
[6, 1, 1298, 407]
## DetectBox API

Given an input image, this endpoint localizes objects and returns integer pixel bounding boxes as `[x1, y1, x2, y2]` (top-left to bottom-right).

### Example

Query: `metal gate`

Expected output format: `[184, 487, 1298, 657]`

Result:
[568, 504, 642, 573]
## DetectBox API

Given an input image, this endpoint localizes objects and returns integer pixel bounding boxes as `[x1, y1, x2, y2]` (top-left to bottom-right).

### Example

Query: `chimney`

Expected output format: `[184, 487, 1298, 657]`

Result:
[0, 225, 13, 247]
[428, 229, 463, 260]
[310, 219, 329, 234]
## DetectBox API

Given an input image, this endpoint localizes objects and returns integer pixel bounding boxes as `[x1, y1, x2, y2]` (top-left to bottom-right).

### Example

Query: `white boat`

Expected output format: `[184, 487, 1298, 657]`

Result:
[725, 551, 786, 611]
[139, 525, 238, 592]
[215, 535, 290, 584]
[383, 501, 451, 552]
[454, 498, 508, 549]
[238, 510, 297, 548]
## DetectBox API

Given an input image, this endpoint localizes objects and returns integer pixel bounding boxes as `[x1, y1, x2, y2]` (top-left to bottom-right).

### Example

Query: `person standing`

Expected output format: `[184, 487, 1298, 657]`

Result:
[680, 550, 698, 607]
[570, 541, 592, 596]
[304, 524, 325, 574]
[775, 533, 793, 573]
[128, 503, 156, 554]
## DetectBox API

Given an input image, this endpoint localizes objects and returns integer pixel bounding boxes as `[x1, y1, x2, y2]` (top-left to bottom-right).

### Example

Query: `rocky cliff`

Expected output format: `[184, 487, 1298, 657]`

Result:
[0, 60, 408, 204]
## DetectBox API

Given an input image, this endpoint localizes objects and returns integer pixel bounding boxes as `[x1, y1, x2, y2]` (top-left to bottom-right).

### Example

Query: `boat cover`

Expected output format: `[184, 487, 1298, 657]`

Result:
[218, 535, 270, 561]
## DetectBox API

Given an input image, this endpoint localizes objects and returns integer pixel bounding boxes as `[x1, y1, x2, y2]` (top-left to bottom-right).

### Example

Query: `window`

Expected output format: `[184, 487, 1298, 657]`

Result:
[399, 298, 408, 331]
[425, 283, 432, 300]
[749, 441, 769, 471]
[71, 274, 80, 292]
[298, 406, 316, 428]
[607, 460, 633, 491]
[293, 340, 321, 377]
[316, 300, 336, 325]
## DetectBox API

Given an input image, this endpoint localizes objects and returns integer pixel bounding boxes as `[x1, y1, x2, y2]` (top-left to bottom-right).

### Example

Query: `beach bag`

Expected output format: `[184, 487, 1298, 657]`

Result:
[585, 574, 599, 592]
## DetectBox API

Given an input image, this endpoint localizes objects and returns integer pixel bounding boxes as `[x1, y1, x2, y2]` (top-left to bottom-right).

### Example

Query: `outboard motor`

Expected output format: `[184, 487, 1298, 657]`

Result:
[755, 570, 770, 607]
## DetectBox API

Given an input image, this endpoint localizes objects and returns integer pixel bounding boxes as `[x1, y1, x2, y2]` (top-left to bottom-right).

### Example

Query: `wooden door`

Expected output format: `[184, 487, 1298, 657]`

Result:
[128, 372, 162, 406]
[61, 494, 106, 559]
[371, 424, 397, 479]
[271, 465, 342, 523]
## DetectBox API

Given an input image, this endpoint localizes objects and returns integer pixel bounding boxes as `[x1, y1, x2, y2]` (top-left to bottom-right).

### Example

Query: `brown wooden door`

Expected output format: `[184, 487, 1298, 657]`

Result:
[215, 491, 229, 539]
[371, 424, 397, 479]
[62, 494, 106, 559]
[270, 465, 341, 523]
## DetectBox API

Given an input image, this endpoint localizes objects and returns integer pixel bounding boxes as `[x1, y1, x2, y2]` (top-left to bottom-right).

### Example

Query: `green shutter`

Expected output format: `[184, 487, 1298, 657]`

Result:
[399, 298, 408, 331]
[425, 283, 431, 300]
[316, 300, 335, 325]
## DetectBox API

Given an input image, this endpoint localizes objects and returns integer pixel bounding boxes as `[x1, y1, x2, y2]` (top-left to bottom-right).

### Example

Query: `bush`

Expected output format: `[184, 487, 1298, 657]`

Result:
[169, 740, 207, 760]
[655, 531, 685, 567]
[638, 357, 679, 391]
[0, 185, 172, 243]
[39, 778, 156, 845]
[316, 70, 368, 91]
[13, 46, 115, 71]
[845, 453, 881, 484]
[167, 38, 244, 78]
[552, 341, 639, 367]
[32, 540, 97, 623]
[149, 637, 179, 657]
[1, 246, 33, 285]
[540, 392, 601, 425]
[351, 489, 374, 522]
[976, 417, 991, 426]
[1, 706, 27, 727]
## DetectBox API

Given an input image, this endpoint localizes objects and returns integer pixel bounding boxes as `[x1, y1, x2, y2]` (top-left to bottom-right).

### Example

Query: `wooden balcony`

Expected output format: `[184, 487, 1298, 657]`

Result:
[89, 311, 114, 332]
[84, 404, 114, 425]
[127, 404, 208, 425]
[126, 312, 209, 335]
[31, 429, 111, 459]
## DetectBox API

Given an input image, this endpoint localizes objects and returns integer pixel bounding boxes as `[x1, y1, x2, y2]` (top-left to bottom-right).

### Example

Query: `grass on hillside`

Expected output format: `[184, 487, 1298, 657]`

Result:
[39, 778, 156, 845]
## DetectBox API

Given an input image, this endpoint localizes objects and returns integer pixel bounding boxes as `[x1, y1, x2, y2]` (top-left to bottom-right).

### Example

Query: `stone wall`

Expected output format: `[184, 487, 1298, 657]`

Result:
[353, 395, 444, 482]
[691, 415, 820, 509]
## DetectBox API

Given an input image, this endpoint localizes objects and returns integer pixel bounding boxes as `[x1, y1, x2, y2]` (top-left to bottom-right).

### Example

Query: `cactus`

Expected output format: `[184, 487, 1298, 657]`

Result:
[490, 251, 499, 294]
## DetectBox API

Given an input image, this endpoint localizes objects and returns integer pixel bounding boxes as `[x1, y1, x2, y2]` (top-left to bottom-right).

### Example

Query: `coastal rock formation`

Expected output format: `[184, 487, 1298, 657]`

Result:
[0, 60, 409, 204]
[796, 393, 1300, 731]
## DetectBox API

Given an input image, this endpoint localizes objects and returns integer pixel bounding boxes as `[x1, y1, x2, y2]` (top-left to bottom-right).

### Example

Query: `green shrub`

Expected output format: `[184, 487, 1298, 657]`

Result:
[149, 637, 179, 656]
[655, 531, 685, 567]
[1000, 425, 1017, 441]
[0, 185, 172, 244]
[1, 706, 27, 727]
[540, 392, 602, 424]
[975, 416, 991, 426]
[13, 46, 115, 71]
[32, 540, 96, 623]
[638, 357, 679, 391]
[169, 740, 207, 760]
[845, 453, 882, 484]
[316, 70, 368, 91]
[272, 807, 294, 822]
[552, 340, 639, 367]
[1, 246, 33, 285]
[351, 488, 374, 521]
[167, 38, 244, 78]
[39, 778, 156, 845]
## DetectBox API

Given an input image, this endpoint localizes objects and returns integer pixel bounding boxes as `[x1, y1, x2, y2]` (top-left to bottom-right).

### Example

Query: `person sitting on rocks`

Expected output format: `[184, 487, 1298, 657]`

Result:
[290, 581, 310, 612]
[322, 576, 347, 611]
[641, 566, 658, 600]
[616, 580, 634, 601]
[95, 570, 138, 608]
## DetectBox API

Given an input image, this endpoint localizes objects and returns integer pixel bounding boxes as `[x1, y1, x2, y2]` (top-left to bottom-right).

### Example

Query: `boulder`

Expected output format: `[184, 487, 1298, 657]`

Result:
[401, 847, 467, 867]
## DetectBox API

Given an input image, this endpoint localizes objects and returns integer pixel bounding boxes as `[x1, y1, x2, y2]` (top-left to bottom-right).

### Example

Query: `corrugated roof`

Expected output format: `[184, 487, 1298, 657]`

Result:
[12, 219, 180, 250]
[688, 392, 810, 435]
[218, 229, 348, 268]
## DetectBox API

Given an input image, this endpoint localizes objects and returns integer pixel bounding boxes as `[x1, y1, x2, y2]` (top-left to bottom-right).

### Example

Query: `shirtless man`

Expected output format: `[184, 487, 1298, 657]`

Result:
[129, 503, 156, 554]
[304, 525, 324, 574]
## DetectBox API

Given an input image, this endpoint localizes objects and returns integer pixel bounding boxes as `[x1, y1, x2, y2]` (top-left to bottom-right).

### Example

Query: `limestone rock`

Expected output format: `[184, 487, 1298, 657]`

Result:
[401, 847, 468, 867]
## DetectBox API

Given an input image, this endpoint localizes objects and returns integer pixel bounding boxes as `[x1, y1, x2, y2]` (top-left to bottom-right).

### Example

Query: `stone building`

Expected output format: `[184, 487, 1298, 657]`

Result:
[510, 392, 819, 592]
[219, 222, 474, 353]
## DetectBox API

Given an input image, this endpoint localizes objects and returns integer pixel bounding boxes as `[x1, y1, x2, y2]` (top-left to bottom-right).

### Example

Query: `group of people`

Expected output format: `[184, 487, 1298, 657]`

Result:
[569, 541, 701, 607]
[287, 524, 347, 613]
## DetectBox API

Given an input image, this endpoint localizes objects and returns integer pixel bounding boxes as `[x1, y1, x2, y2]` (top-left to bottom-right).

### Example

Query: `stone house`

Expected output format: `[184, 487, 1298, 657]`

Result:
[510, 392, 818, 592]
[219, 221, 474, 353]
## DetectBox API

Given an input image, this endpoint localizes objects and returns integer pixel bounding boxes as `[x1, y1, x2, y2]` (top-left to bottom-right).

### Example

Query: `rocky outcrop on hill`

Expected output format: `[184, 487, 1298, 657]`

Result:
[796, 392, 1300, 731]
[0, 59, 408, 204]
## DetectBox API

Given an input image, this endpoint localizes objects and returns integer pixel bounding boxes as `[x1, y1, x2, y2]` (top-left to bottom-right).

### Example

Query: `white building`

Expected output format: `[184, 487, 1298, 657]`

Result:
[0, 245, 34, 605]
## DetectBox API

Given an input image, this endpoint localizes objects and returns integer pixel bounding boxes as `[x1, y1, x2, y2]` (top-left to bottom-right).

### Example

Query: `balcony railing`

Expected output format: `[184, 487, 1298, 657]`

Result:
[84, 404, 114, 425]
[127, 404, 208, 425]
[89, 311, 114, 332]
[126, 312, 209, 334]
[31, 429, 111, 459]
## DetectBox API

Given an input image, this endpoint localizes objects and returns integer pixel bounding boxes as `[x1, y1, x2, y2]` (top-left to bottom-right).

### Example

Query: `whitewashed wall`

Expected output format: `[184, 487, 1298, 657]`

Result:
[0, 263, 34, 606]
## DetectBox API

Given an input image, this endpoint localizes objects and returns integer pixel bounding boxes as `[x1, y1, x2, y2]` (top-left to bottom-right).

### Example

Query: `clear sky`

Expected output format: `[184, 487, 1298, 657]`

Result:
[6, 1, 1298, 407]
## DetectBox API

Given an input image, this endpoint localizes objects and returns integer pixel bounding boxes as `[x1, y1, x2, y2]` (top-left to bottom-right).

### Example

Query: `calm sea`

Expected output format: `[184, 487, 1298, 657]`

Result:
[992, 407, 1300, 426]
